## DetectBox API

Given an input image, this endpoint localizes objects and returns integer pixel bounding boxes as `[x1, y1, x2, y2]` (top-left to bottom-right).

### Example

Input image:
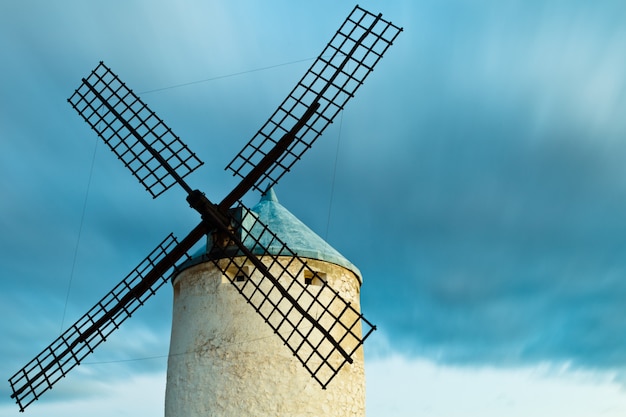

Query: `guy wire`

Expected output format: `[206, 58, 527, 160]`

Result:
[60, 138, 98, 334]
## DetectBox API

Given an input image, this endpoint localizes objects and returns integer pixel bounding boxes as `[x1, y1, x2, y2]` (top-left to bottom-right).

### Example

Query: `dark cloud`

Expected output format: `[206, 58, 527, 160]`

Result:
[268, 0, 626, 377]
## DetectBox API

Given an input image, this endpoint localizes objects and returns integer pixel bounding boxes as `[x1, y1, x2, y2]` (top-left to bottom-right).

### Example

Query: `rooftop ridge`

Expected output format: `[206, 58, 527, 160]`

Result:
[180, 189, 362, 281]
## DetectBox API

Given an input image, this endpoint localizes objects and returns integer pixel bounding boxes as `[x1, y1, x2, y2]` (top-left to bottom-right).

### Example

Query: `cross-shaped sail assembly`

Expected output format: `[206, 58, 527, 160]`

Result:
[9, 5, 401, 412]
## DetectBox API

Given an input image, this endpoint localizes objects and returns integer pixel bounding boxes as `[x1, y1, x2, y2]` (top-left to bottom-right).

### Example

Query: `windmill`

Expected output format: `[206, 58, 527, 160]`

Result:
[9, 5, 402, 413]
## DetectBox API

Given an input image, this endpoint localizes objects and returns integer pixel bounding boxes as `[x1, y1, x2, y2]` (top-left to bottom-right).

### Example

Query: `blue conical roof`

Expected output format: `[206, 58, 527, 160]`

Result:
[180, 189, 361, 281]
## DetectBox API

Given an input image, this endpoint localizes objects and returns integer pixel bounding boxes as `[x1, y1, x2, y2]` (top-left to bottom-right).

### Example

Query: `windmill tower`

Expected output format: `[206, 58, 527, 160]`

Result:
[165, 188, 366, 416]
[8, 5, 401, 413]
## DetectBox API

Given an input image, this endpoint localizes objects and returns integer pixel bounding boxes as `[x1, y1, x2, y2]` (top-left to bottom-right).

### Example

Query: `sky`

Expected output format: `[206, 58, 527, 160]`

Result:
[2, 0, 626, 415]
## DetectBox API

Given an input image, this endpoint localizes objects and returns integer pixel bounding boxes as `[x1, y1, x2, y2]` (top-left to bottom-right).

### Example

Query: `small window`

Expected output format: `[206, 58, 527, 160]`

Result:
[304, 270, 326, 286]
[223, 266, 249, 284]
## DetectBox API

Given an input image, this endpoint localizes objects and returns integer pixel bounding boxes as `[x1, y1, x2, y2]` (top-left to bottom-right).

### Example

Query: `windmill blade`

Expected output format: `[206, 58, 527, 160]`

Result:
[68, 62, 203, 198]
[8, 229, 202, 412]
[224, 5, 402, 198]
[198, 204, 376, 388]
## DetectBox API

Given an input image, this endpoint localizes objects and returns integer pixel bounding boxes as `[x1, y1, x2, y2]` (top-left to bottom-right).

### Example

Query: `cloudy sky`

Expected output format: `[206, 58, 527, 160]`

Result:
[2, 0, 626, 415]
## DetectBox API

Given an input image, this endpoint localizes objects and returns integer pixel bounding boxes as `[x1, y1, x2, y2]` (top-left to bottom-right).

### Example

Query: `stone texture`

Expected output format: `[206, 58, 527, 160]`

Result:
[164, 256, 365, 417]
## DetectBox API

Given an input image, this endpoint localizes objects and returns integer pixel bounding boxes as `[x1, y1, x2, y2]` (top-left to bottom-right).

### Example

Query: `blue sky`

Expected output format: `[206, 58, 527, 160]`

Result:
[2, 0, 626, 415]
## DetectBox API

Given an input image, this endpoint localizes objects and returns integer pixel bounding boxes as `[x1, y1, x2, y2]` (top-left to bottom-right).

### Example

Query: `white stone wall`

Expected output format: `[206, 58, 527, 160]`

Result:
[164, 256, 366, 417]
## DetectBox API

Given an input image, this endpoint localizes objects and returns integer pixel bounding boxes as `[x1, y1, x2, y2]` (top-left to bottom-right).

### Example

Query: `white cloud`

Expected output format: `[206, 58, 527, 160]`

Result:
[4, 355, 626, 416]
[366, 355, 626, 417]
[1, 372, 166, 417]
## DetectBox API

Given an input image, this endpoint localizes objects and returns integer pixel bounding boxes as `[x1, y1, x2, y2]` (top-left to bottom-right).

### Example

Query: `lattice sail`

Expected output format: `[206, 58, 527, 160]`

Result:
[10, 4, 401, 412]
[225, 5, 402, 193]
[201, 205, 376, 388]
[9, 234, 185, 411]
[68, 62, 204, 198]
